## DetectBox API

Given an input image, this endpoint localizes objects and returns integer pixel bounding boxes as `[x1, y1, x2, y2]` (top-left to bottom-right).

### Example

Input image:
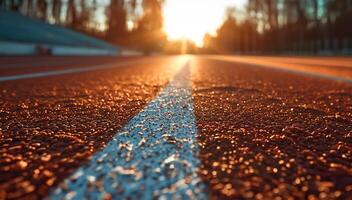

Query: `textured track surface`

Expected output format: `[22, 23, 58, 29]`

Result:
[0, 55, 351, 199]
[49, 62, 206, 200]
[0, 56, 178, 199]
[192, 58, 352, 199]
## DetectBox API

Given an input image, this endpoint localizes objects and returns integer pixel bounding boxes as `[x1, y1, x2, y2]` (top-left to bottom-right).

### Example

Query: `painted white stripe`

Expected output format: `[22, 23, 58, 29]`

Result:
[0, 60, 94, 69]
[48, 61, 207, 200]
[206, 56, 352, 84]
[0, 60, 151, 82]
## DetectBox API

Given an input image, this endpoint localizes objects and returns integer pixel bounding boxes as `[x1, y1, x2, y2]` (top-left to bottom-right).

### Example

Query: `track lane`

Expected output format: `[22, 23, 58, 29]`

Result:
[0, 55, 351, 199]
[48, 60, 207, 200]
[191, 57, 352, 199]
[0, 56, 183, 199]
[0, 56, 164, 77]
[206, 55, 352, 81]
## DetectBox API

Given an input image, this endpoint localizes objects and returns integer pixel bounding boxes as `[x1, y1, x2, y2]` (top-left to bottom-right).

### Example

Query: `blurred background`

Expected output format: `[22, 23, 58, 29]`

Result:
[1, 0, 352, 55]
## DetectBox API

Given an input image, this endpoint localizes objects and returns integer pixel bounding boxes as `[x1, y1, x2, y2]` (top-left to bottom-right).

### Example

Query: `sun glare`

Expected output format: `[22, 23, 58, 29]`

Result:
[163, 0, 247, 46]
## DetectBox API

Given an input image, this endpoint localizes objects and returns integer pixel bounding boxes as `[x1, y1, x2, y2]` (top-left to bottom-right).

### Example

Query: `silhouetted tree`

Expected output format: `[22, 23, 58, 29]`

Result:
[66, 0, 78, 28]
[52, 0, 62, 24]
[216, 10, 239, 52]
[106, 0, 127, 41]
[134, 0, 165, 53]
[36, 0, 48, 20]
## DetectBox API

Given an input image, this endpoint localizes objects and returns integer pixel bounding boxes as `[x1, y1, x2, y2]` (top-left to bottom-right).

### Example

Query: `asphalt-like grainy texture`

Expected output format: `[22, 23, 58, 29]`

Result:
[0, 56, 351, 200]
[49, 65, 206, 200]
[0, 57, 178, 199]
[192, 58, 352, 199]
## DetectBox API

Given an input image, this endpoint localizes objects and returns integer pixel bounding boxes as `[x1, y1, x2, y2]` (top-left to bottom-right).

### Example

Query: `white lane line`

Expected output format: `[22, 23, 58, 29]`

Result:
[48, 61, 207, 200]
[206, 56, 352, 84]
[0, 60, 152, 82]
[0, 59, 141, 69]
[0, 60, 83, 69]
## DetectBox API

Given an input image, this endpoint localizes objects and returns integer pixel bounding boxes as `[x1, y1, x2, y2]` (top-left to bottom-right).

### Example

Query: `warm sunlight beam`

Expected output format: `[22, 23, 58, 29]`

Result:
[163, 0, 247, 46]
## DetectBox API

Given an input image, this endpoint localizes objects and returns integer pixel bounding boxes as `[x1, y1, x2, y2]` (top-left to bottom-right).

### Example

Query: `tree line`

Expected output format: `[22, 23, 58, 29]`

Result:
[0, 0, 165, 53]
[2, 0, 352, 55]
[203, 0, 352, 55]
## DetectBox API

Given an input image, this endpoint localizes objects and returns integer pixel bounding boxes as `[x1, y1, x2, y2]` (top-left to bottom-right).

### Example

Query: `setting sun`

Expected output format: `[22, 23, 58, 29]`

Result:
[163, 0, 247, 46]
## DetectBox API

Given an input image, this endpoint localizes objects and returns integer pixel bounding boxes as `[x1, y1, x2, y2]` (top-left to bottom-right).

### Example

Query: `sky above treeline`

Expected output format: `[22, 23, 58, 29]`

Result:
[163, 0, 248, 46]
[95, 0, 248, 46]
